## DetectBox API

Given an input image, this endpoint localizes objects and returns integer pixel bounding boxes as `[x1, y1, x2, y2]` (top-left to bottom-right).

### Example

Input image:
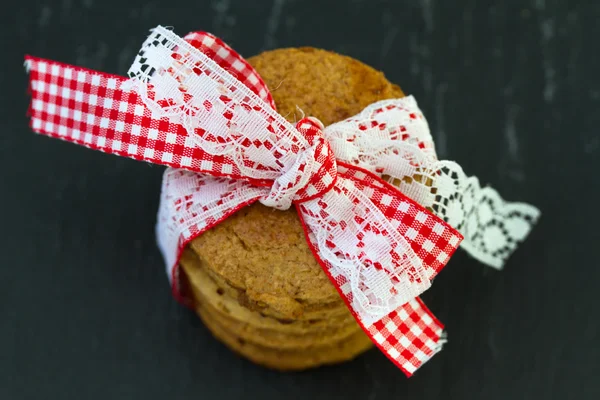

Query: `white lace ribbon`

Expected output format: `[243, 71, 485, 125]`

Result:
[324, 97, 541, 268]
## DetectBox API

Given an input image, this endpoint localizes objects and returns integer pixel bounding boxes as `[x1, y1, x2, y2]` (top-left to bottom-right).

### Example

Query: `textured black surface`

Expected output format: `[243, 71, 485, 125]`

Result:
[2, 0, 599, 399]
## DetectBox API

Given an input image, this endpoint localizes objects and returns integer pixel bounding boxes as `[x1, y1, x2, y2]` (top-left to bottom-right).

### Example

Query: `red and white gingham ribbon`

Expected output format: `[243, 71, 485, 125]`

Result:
[25, 26, 491, 376]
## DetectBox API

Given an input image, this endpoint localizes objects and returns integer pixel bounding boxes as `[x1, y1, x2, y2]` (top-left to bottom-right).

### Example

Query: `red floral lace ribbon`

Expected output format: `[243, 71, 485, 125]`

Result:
[25, 26, 465, 376]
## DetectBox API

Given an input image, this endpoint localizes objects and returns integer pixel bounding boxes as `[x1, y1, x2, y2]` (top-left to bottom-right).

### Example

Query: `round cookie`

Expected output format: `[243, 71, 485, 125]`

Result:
[180, 249, 362, 350]
[187, 203, 342, 320]
[195, 301, 374, 371]
[182, 46, 406, 369]
[250, 47, 404, 126]
[183, 246, 351, 322]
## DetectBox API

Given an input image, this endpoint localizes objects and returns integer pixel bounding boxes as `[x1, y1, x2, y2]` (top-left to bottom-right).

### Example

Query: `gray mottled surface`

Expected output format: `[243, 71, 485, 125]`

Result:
[1, 0, 599, 399]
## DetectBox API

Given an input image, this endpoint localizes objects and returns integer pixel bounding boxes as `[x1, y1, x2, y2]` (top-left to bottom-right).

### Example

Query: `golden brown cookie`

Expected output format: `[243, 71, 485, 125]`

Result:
[184, 245, 351, 322]
[180, 249, 362, 350]
[249, 47, 404, 126]
[181, 46, 406, 370]
[195, 300, 373, 371]
[187, 200, 343, 321]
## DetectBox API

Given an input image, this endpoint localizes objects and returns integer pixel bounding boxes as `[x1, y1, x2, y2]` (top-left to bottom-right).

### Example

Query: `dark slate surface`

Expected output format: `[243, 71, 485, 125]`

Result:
[2, 0, 599, 399]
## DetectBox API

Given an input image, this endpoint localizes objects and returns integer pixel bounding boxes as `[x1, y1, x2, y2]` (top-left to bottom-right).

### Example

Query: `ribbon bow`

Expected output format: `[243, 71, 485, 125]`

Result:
[25, 26, 539, 376]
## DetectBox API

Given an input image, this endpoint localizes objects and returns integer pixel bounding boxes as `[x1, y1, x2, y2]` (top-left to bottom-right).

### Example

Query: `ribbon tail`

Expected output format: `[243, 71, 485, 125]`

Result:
[295, 163, 461, 376]
[298, 202, 446, 376]
[155, 169, 264, 301]
[368, 297, 446, 376]
[25, 56, 188, 169]
[24, 56, 243, 178]
[449, 180, 541, 269]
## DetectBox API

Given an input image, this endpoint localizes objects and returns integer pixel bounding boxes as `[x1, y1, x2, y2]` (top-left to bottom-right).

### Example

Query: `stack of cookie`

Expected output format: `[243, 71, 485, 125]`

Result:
[179, 47, 406, 370]
[179, 204, 373, 370]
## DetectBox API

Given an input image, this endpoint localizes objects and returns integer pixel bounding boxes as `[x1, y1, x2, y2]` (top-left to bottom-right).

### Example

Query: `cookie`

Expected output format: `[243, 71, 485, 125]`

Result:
[195, 300, 373, 371]
[249, 47, 404, 126]
[187, 200, 343, 320]
[180, 249, 363, 350]
[184, 244, 350, 322]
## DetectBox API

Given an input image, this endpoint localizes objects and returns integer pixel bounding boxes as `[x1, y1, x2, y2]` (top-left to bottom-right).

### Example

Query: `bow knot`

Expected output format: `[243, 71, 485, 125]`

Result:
[260, 117, 337, 210]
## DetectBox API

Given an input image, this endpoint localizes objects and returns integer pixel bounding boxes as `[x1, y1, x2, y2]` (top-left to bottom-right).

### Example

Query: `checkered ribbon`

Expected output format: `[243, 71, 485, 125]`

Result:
[25, 25, 537, 376]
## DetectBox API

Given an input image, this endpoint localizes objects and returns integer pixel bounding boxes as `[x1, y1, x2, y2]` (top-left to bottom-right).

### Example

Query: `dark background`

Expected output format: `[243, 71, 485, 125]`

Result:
[2, 0, 599, 399]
